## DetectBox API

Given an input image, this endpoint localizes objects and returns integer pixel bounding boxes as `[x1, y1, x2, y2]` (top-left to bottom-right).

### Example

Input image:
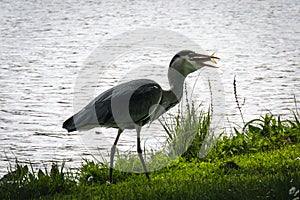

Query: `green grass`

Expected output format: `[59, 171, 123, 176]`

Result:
[1, 104, 299, 199]
[208, 113, 300, 160]
[6, 144, 296, 200]
[65, 144, 299, 200]
[160, 100, 211, 160]
[0, 162, 76, 199]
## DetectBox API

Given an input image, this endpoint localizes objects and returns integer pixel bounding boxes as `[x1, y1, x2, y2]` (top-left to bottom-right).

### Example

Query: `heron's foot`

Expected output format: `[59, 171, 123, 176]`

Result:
[145, 172, 150, 180]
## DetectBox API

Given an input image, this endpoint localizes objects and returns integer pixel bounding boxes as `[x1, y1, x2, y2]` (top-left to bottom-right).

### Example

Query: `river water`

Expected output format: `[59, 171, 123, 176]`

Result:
[0, 0, 299, 177]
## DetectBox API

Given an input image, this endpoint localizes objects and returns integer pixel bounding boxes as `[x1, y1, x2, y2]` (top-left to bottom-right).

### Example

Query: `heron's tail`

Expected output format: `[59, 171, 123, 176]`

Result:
[62, 107, 100, 132]
[62, 116, 77, 132]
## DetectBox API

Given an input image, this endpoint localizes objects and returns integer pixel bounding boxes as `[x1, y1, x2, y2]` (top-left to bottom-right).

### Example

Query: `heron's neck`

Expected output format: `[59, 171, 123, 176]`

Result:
[167, 67, 186, 102]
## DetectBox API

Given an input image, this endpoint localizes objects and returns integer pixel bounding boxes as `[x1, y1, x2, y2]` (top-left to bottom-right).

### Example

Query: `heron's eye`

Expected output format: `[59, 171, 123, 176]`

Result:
[188, 52, 195, 58]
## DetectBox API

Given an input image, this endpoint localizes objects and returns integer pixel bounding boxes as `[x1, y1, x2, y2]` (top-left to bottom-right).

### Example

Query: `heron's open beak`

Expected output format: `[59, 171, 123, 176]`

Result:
[191, 52, 220, 68]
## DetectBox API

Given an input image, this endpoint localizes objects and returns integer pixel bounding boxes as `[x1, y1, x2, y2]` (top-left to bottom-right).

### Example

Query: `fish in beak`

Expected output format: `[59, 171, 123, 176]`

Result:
[190, 52, 220, 68]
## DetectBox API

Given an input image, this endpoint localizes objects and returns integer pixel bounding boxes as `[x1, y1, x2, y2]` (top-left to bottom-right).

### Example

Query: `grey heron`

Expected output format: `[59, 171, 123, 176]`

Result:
[62, 50, 219, 183]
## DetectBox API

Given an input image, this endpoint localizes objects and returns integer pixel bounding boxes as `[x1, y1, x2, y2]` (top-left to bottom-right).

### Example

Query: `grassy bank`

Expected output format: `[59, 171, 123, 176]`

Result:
[58, 144, 300, 199]
[1, 111, 299, 199]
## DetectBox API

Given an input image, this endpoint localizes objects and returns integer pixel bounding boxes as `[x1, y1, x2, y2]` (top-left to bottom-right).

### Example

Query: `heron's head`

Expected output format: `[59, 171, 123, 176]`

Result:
[169, 50, 219, 77]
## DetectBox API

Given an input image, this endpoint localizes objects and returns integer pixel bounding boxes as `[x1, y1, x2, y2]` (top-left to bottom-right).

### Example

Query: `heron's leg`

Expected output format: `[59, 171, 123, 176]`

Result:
[135, 125, 150, 179]
[110, 128, 123, 183]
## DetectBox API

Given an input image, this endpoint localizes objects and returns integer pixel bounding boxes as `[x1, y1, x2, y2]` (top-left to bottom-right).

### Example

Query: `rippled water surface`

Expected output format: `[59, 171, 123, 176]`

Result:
[0, 0, 299, 176]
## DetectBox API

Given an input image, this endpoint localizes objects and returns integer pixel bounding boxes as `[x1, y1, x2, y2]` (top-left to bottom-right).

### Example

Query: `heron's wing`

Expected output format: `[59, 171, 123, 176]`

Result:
[99, 79, 163, 127]
[150, 90, 180, 121]
[63, 89, 114, 131]
[127, 81, 163, 125]
[64, 79, 163, 131]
